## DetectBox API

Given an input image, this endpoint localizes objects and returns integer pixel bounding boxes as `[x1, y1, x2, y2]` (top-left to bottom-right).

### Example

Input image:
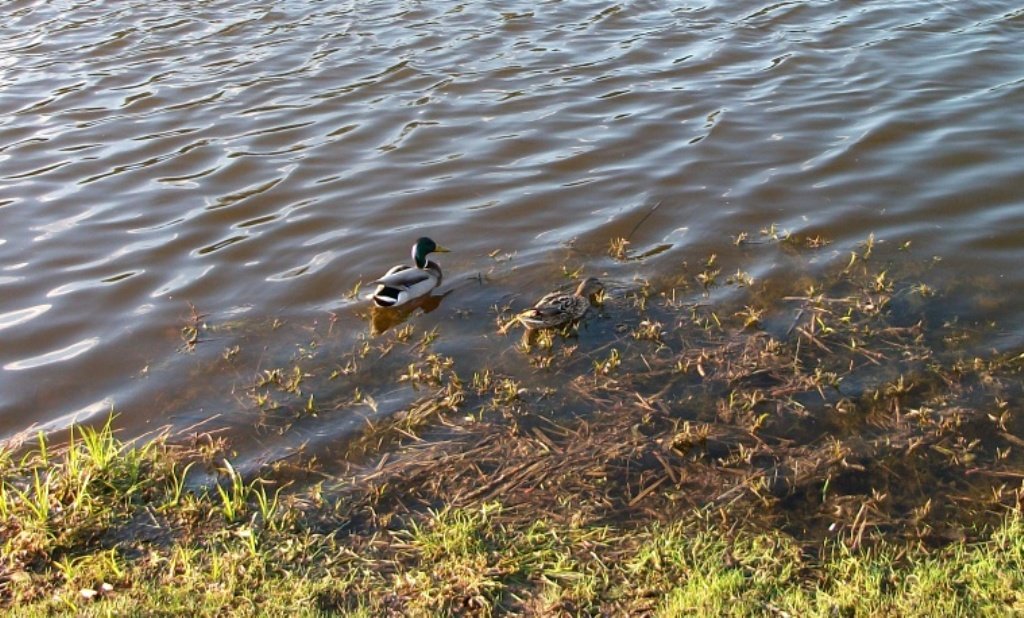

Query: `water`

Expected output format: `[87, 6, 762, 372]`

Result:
[1, 0, 1023, 455]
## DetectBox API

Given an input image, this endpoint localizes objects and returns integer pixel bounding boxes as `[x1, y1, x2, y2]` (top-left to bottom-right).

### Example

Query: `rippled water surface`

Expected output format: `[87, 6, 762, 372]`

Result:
[1, 0, 1023, 449]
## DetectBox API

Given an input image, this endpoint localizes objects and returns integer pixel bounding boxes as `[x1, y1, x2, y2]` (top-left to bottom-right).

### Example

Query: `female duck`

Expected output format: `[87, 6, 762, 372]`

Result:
[371, 237, 450, 307]
[516, 277, 603, 330]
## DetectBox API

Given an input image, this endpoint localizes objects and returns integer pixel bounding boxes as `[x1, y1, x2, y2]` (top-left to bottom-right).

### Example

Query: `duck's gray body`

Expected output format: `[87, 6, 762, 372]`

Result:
[370, 237, 448, 307]
[371, 261, 443, 307]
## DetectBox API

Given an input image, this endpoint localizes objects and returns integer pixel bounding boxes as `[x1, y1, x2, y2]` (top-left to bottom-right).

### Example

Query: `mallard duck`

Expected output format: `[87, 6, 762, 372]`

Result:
[516, 277, 603, 330]
[371, 237, 450, 307]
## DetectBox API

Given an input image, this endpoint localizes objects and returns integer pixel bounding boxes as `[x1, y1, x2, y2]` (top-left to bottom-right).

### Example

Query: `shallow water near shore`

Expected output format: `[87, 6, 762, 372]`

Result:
[1, 0, 1023, 465]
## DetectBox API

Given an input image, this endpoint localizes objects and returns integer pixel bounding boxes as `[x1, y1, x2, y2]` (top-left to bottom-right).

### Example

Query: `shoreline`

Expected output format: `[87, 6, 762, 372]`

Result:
[2, 422, 1022, 615]
[4, 233, 1024, 615]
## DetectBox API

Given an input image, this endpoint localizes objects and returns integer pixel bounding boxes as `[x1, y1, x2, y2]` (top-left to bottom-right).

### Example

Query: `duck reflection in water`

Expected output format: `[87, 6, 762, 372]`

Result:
[369, 291, 448, 335]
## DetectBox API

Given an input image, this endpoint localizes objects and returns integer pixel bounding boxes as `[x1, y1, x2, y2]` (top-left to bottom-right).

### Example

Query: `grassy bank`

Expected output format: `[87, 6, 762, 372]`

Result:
[1, 422, 1023, 616]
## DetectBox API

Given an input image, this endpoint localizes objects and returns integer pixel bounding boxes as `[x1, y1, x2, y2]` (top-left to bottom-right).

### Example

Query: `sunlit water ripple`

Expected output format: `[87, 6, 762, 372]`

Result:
[0, 0, 1022, 451]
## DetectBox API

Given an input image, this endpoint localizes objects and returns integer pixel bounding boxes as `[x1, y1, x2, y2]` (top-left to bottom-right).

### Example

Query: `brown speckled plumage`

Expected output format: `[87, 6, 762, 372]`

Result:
[517, 277, 603, 329]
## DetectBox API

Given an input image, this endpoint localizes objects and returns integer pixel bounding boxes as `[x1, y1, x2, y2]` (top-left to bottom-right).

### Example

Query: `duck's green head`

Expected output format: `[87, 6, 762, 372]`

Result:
[412, 237, 450, 268]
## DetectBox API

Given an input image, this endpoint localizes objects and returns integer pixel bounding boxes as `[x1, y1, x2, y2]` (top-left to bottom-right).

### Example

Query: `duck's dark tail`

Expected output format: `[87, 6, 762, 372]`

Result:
[372, 287, 401, 307]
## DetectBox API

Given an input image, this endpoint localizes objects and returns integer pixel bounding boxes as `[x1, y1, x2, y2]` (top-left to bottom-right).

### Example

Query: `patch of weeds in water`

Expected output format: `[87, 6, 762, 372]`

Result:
[608, 236, 630, 261]
[492, 378, 522, 405]
[346, 382, 465, 460]
[780, 231, 833, 252]
[594, 348, 621, 376]
[561, 264, 584, 279]
[398, 353, 455, 389]
[416, 326, 440, 349]
[220, 344, 240, 361]
[344, 280, 363, 301]
[736, 305, 763, 330]
[696, 253, 720, 290]
[727, 268, 755, 287]
[633, 319, 665, 343]
[179, 302, 206, 352]
[628, 276, 653, 311]
[393, 323, 414, 343]
[760, 222, 791, 242]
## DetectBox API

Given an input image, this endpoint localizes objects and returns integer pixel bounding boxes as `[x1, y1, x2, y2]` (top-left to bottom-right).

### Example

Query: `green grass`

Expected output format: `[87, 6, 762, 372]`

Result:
[2, 422, 1024, 616]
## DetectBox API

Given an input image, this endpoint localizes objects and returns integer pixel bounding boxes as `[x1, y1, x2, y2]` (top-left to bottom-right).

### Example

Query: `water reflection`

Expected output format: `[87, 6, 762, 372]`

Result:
[368, 292, 448, 336]
[4, 337, 100, 372]
[0, 304, 51, 332]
